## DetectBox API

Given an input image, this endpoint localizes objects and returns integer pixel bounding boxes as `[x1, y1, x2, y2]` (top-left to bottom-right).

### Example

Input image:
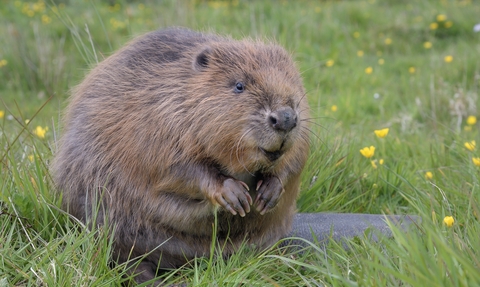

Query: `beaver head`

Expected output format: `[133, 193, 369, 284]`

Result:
[183, 40, 309, 178]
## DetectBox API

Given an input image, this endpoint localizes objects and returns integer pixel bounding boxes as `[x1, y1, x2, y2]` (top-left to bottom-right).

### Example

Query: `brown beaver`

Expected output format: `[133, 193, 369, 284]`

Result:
[52, 27, 310, 284]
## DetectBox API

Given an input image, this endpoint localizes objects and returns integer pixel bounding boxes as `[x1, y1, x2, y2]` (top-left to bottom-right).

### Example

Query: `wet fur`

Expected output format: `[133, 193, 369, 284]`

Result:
[52, 28, 310, 284]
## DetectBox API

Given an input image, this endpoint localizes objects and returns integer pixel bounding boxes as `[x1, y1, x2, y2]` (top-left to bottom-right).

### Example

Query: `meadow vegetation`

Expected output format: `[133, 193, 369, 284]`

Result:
[1, 0, 479, 286]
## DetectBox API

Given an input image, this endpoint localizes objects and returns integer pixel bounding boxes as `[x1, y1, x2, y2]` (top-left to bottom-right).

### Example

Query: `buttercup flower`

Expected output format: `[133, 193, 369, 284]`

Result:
[326, 59, 335, 67]
[34, 126, 47, 139]
[443, 216, 454, 227]
[423, 41, 432, 49]
[360, 146, 375, 158]
[357, 50, 364, 57]
[430, 22, 438, 30]
[444, 55, 453, 63]
[472, 157, 480, 167]
[436, 14, 447, 22]
[41, 14, 51, 24]
[0, 110, 4, 119]
[379, 159, 384, 165]
[374, 128, 389, 138]
[371, 160, 377, 169]
[464, 140, 476, 151]
[466, 115, 477, 125]
[331, 105, 337, 112]
[384, 38, 392, 45]
[378, 58, 385, 65]
[425, 171, 433, 180]
[353, 31, 360, 38]
[445, 21, 453, 28]
[409, 67, 416, 74]
[365, 67, 373, 74]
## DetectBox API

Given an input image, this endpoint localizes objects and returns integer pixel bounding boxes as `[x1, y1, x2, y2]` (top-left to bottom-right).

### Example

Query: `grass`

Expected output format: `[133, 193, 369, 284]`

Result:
[1, 0, 480, 286]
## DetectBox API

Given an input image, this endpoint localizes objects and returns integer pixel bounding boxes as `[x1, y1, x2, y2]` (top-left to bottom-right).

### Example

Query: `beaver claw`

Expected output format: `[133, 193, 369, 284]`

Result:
[215, 178, 252, 217]
[254, 176, 284, 215]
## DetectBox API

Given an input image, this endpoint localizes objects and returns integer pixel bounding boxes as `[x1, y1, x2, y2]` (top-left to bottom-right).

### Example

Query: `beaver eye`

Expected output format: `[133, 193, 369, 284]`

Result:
[234, 82, 245, 93]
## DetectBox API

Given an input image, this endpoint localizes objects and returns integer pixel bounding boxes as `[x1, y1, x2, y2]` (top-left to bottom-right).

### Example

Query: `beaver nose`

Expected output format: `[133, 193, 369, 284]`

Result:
[268, 107, 297, 133]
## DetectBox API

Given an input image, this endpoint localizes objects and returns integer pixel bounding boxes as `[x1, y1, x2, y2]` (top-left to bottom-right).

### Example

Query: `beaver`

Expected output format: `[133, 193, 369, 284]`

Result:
[51, 27, 310, 284]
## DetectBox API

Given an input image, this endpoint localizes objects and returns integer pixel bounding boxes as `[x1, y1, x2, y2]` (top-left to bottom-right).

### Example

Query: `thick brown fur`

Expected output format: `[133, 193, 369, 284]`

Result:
[51, 27, 310, 284]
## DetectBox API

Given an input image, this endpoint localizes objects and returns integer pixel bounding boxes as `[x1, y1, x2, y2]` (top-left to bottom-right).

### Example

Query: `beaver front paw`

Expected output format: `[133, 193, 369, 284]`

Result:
[254, 176, 284, 215]
[213, 178, 252, 217]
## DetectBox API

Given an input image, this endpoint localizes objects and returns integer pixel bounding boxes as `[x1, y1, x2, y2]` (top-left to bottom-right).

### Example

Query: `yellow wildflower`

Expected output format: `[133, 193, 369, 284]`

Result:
[436, 14, 447, 22]
[444, 55, 453, 63]
[443, 216, 454, 227]
[34, 126, 47, 139]
[208, 1, 229, 8]
[357, 50, 364, 57]
[374, 128, 389, 138]
[28, 155, 35, 162]
[473, 157, 480, 167]
[409, 67, 416, 74]
[353, 31, 360, 38]
[430, 22, 438, 30]
[425, 171, 433, 180]
[465, 126, 472, 132]
[365, 66, 373, 74]
[0, 110, 4, 119]
[379, 159, 384, 165]
[41, 14, 51, 24]
[0, 59, 7, 67]
[423, 41, 432, 49]
[464, 141, 476, 151]
[326, 59, 334, 67]
[331, 105, 338, 112]
[467, 115, 477, 125]
[371, 160, 377, 169]
[372, 183, 378, 189]
[384, 38, 392, 45]
[378, 58, 385, 65]
[445, 21, 453, 28]
[32, 2, 45, 13]
[360, 146, 375, 158]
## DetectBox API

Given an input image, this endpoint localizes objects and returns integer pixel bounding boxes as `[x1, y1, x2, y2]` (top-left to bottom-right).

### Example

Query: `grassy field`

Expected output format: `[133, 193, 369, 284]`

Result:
[1, 0, 480, 286]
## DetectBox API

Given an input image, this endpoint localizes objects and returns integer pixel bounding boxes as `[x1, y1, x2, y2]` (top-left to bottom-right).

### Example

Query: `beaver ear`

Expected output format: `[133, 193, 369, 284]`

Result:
[194, 47, 212, 71]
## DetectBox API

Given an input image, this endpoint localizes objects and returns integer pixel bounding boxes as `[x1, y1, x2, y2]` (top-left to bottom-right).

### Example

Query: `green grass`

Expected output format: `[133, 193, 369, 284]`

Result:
[1, 0, 480, 286]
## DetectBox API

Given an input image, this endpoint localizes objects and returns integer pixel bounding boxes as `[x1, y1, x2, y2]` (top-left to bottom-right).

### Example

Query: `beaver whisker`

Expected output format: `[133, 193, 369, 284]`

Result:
[300, 125, 323, 145]
[301, 119, 326, 130]
[232, 126, 256, 176]
[295, 91, 309, 110]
